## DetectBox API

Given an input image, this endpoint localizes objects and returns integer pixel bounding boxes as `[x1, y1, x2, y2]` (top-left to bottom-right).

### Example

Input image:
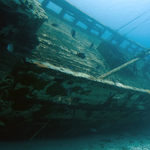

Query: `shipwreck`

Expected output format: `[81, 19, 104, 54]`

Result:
[0, 0, 150, 140]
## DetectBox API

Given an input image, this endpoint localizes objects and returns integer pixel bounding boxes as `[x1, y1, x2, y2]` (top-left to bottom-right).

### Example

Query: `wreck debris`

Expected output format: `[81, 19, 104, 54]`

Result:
[26, 119, 51, 148]
[0, 121, 5, 126]
[100, 48, 150, 79]
[0, 73, 14, 94]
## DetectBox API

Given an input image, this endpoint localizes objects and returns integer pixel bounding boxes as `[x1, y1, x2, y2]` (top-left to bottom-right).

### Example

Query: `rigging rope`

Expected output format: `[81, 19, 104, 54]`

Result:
[124, 16, 150, 35]
[116, 8, 150, 31]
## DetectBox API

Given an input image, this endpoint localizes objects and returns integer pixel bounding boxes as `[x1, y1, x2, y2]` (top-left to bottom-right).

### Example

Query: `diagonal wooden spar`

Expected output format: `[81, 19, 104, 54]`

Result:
[99, 48, 150, 79]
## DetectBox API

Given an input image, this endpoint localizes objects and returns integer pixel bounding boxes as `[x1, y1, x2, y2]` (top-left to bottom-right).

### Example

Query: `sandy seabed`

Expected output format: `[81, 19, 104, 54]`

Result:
[1, 128, 150, 150]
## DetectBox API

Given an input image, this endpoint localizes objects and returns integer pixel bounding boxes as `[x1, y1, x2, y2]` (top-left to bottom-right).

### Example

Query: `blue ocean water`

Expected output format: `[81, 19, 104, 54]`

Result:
[66, 0, 150, 48]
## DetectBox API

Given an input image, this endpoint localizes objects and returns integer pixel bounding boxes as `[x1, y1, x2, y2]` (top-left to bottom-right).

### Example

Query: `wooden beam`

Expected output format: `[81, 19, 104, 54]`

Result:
[99, 49, 150, 79]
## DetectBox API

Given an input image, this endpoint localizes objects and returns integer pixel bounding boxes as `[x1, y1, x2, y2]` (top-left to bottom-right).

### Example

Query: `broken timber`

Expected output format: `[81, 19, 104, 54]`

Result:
[100, 48, 150, 79]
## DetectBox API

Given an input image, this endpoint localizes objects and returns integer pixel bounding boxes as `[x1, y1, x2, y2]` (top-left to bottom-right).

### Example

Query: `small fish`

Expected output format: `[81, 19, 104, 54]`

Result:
[71, 29, 76, 37]
[90, 43, 94, 49]
[96, 65, 101, 70]
[69, 66, 73, 70]
[7, 44, 13, 52]
[51, 23, 58, 27]
[77, 52, 86, 59]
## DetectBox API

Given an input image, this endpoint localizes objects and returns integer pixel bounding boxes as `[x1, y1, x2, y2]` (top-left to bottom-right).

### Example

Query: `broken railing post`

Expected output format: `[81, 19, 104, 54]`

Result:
[41, 0, 50, 8]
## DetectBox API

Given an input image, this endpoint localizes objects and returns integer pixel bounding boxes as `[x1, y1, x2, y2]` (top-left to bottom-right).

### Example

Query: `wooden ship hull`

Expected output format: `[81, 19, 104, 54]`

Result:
[0, 0, 150, 139]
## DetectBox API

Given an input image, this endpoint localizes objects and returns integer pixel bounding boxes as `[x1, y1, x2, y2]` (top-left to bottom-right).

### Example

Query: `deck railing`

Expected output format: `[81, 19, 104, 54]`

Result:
[41, 0, 146, 54]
